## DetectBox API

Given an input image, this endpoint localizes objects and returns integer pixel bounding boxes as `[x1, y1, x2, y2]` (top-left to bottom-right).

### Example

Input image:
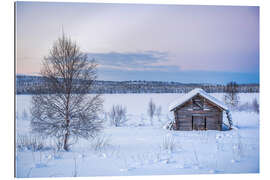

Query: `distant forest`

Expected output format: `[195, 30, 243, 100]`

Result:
[16, 75, 259, 94]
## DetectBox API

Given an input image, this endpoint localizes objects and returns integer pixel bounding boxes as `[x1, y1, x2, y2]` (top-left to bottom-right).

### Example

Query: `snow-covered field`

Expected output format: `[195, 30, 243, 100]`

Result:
[15, 93, 259, 177]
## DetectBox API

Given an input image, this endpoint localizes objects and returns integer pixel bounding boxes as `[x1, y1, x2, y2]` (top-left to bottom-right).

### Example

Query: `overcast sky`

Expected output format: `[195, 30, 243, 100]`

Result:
[16, 2, 259, 84]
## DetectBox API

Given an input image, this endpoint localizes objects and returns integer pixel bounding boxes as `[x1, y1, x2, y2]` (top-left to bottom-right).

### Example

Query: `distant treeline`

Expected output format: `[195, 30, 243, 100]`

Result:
[16, 75, 259, 94]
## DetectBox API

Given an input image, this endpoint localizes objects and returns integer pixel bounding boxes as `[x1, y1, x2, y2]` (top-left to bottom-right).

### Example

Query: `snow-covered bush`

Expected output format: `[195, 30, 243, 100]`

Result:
[164, 114, 177, 130]
[108, 105, 128, 127]
[17, 135, 46, 151]
[225, 110, 233, 129]
[165, 121, 176, 130]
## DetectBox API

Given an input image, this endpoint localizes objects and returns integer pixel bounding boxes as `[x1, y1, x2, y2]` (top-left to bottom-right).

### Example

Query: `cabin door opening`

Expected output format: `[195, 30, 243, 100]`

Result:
[192, 116, 206, 130]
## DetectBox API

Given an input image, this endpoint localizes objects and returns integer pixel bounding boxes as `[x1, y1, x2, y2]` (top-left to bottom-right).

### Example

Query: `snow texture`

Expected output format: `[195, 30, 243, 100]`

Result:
[169, 88, 228, 111]
[15, 93, 259, 177]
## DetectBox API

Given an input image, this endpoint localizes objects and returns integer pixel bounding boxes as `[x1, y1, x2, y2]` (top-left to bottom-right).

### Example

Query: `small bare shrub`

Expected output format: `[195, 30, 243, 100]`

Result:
[161, 134, 176, 152]
[155, 106, 162, 122]
[17, 135, 45, 151]
[232, 131, 244, 162]
[108, 105, 127, 127]
[53, 136, 64, 151]
[147, 99, 156, 125]
[252, 98, 259, 113]
[91, 135, 111, 152]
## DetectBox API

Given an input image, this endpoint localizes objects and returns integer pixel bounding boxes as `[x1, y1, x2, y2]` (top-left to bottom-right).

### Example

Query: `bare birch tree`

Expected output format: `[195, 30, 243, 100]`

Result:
[31, 34, 103, 151]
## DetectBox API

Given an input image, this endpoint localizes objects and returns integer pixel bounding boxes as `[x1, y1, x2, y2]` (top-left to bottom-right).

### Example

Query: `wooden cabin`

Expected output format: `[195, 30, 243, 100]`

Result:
[169, 88, 228, 131]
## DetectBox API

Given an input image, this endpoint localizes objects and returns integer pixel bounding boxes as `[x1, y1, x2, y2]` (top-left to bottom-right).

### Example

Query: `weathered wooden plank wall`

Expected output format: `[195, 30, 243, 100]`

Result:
[173, 94, 223, 131]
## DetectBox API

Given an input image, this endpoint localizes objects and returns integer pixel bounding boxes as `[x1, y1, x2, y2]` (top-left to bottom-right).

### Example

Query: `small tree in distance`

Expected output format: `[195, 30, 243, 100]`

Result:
[224, 81, 239, 109]
[147, 98, 156, 125]
[31, 34, 103, 151]
[252, 98, 259, 113]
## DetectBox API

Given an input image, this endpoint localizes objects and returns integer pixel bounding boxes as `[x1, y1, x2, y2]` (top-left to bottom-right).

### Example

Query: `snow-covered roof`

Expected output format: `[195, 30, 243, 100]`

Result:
[169, 88, 228, 111]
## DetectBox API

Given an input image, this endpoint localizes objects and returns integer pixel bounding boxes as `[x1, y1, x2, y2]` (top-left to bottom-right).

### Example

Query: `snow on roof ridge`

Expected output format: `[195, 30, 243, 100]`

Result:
[169, 88, 228, 111]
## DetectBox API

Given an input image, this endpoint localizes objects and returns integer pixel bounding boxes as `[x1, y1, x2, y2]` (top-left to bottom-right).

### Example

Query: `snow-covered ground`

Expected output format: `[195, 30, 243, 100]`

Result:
[15, 93, 259, 177]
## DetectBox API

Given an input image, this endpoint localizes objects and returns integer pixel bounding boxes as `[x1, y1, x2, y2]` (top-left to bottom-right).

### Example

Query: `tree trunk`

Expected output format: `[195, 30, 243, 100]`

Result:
[63, 131, 69, 151]
[64, 93, 70, 151]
